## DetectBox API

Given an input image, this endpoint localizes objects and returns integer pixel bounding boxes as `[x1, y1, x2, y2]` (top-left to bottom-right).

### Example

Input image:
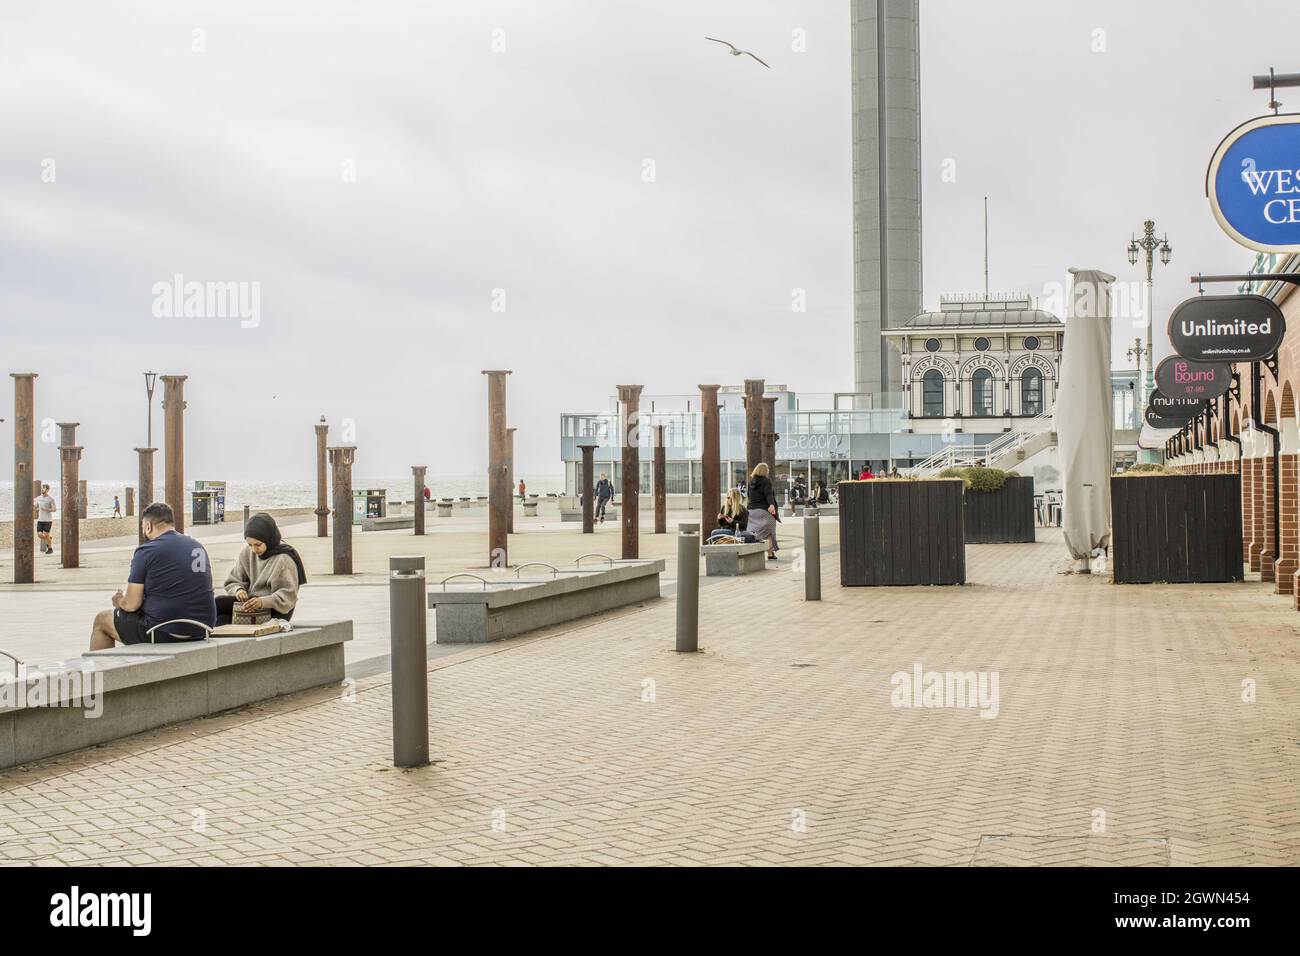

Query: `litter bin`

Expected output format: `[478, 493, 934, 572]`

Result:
[352, 488, 387, 525]
[192, 489, 220, 525]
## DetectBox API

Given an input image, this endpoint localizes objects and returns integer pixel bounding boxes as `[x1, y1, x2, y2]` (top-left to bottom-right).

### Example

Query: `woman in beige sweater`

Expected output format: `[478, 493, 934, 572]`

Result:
[215, 513, 307, 625]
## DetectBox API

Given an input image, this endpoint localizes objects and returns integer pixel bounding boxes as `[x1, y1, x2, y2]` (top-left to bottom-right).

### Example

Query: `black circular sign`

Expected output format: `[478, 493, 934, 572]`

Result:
[1154, 356, 1231, 400]
[1145, 405, 1193, 430]
[1024, 335, 1040, 350]
[1168, 293, 1285, 362]
[925, 337, 940, 352]
[1148, 388, 1208, 421]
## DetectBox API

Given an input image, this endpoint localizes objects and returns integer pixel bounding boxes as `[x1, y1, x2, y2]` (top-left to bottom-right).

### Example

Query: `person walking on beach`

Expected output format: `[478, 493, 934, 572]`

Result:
[113, 495, 123, 518]
[594, 472, 614, 523]
[89, 502, 216, 649]
[34, 484, 57, 554]
[745, 463, 781, 561]
[518, 479, 526, 501]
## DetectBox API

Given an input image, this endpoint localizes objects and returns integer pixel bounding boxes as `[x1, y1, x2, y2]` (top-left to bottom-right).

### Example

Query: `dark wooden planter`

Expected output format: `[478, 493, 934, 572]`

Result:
[1111, 474, 1243, 584]
[838, 480, 965, 586]
[964, 476, 1035, 544]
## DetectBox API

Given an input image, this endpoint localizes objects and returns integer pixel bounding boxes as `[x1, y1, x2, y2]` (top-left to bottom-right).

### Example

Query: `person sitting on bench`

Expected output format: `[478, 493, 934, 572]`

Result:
[216, 513, 307, 626]
[90, 502, 216, 649]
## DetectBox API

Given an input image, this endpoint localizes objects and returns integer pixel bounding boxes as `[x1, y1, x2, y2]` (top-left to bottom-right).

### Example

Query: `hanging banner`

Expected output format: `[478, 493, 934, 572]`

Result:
[1207, 113, 1300, 252]
[1167, 294, 1285, 361]
[1154, 356, 1232, 400]
[1148, 389, 1207, 421]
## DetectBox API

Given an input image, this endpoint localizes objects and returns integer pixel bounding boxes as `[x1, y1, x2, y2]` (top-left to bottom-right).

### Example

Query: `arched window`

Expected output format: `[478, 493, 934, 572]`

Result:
[1021, 367, 1043, 416]
[923, 369, 945, 418]
[972, 368, 993, 416]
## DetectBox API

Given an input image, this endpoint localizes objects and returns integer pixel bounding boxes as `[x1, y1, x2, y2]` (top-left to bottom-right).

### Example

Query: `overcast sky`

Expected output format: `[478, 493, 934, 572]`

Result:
[2, 0, 1295, 480]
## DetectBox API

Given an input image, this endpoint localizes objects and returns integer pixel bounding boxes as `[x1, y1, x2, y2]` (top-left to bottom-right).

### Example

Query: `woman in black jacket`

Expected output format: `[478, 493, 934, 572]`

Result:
[745, 463, 781, 560]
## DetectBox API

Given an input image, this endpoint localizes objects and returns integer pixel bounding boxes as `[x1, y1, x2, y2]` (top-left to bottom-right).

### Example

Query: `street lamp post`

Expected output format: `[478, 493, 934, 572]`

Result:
[144, 371, 158, 447]
[1126, 220, 1172, 405]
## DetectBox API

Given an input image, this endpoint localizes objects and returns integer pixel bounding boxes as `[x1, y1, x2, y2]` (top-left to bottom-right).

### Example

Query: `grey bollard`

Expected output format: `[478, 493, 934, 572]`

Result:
[804, 509, 821, 601]
[675, 529, 699, 652]
[389, 555, 430, 768]
[243, 504, 250, 528]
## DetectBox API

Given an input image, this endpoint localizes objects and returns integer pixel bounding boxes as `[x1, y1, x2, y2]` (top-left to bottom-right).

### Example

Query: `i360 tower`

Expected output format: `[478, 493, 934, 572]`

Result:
[851, 0, 922, 403]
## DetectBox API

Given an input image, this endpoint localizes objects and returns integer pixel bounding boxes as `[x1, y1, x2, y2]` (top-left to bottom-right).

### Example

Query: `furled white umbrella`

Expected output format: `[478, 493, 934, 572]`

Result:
[1054, 269, 1116, 572]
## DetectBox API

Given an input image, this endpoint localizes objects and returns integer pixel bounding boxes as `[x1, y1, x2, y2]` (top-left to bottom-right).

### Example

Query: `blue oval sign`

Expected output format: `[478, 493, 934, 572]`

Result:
[1207, 114, 1300, 253]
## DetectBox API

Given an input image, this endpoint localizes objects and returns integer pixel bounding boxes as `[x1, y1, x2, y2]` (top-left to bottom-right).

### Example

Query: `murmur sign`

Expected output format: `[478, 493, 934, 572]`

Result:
[1149, 388, 1207, 421]
[1154, 356, 1231, 400]
[1207, 114, 1300, 252]
[1168, 294, 1285, 362]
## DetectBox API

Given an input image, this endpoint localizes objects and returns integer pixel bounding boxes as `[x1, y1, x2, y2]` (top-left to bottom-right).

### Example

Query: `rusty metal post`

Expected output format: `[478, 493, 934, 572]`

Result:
[654, 424, 667, 534]
[762, 396, 780, 495]
[60, 451, 83, 569]
[328, 445, 356, 575]
[315, 417, 329, 537]
[134, 447, 156, 545]
[482, 370, 511, 568]
[578, 443, 596, 534]
[56, 423, 81, 568]
[744, 378, 764, 478]
[11, 373, 36, 583]
[412, 465, 427, 536]
[506, 426, 516, 535]
[125, 486, 135, 517]
[617, 385, 643, 559]
[699, 384, 721, 538]
[78, 478, 88, 519]
[161, 375, 187, 532]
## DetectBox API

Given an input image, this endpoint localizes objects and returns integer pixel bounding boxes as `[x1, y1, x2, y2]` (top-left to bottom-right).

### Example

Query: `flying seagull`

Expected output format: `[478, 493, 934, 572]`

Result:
[705, 37, 770, 68]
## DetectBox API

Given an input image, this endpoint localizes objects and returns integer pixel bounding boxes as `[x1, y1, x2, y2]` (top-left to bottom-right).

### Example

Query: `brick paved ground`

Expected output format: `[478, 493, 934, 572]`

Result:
[1, 528, 1297, 866]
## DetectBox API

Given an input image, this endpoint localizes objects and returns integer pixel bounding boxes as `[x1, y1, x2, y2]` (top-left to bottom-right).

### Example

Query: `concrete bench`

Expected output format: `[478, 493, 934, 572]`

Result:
[362, 514, 415, 532]
[702, 541, 769, 576]
[437, 501, 454, 517]
[0, 622, 351, 770]
[523, 500, 539, 516]
[427, 559, 664, 644]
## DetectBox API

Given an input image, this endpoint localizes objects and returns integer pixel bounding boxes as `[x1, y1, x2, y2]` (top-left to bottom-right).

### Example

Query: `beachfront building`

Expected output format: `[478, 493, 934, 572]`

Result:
[1165, 250, 1300, 597]
[879, 293, 1062, 434]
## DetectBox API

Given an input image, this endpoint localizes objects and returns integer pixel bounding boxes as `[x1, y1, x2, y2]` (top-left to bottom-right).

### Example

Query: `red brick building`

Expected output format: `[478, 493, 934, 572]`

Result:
[1167, 252, 1300, 604]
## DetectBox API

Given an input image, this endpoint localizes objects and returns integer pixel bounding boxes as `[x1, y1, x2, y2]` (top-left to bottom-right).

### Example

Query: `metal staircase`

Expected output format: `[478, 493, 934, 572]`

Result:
[906, 410, 1056, 476]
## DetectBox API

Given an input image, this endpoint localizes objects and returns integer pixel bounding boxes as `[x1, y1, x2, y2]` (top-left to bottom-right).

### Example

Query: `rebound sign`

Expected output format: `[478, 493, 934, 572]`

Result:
[1168, 294, 1285, 362]
[1154, 356, 1231, 400]
[1207, 114, 1300, 252]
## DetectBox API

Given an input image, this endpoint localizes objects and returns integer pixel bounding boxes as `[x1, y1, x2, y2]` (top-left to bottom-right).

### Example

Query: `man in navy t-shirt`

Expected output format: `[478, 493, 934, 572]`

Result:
[90, 502, 217, 649]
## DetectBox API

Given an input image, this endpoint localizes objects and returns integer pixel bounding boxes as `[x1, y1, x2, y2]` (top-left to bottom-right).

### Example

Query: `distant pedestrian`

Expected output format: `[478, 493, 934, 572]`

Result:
[745, 463, 781, 561]
[34, 484, 57, 555]
[862, 466, 876, 480]
[113, 495, 123, 518]
[594, 472, 614, 523]
[422, 485, 431, 501]
[518, 479, 526, 501]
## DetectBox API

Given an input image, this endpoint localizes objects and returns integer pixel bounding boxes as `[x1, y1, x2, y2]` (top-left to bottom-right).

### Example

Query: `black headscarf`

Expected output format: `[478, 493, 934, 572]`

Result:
[244, 513, 307, 585]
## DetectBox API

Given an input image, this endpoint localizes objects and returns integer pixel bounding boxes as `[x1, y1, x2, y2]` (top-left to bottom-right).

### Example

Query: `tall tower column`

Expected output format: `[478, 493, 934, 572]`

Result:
[852, 0, 922, 403]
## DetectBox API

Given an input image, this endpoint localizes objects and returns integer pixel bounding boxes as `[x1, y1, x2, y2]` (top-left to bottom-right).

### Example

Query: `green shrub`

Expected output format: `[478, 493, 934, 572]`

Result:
[1119, 463, 1171, 476]
[962, 466, 1008, 493]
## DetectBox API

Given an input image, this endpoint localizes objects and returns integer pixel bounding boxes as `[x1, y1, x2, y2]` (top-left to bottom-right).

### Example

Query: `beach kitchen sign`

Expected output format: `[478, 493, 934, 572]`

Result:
[1207, 113, 1300, 253]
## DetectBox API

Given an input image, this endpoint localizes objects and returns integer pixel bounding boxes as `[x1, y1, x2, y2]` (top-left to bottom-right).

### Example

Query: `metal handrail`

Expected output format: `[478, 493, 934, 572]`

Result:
[437, 573, 489, 589]
[574, 553, 615, 567]
[908, 409, 1055, 476]
[514, 562, 559, 578]
[0, 648, 23, 678]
